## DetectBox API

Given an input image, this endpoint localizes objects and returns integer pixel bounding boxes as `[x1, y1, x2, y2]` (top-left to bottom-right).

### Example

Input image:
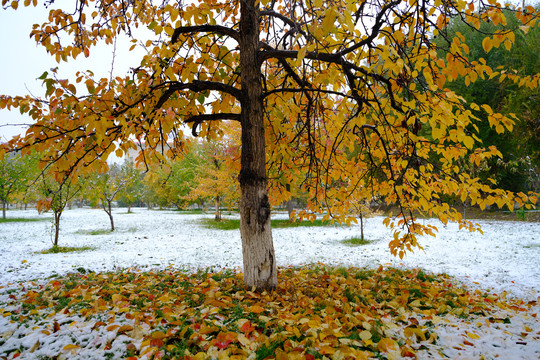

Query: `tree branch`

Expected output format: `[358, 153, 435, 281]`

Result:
[259, 10, 310, 39]
[171, 25, 240, 43]
[260, 49, 402, 112]
[154, 80, 242, 109]
[185, 113, 241, 136]
[337, 0, 401, 58]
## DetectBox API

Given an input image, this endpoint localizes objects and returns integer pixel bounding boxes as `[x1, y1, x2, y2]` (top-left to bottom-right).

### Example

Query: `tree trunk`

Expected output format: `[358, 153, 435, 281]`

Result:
[238, 0, 277, 291]
[53, 211, 61, 247]
[2, 199, 6, 219]
[104, 200, 115, 231]
[215, 196, 221, 221]
[286, 184, 293, 221]
[359, 211, 364, 241]
[199, 199, 205, 213]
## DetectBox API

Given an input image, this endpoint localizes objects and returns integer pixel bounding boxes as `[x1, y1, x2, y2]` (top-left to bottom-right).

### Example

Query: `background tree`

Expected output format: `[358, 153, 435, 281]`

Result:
[186, 125, 241, 220]
[117, 160, 143, 213]
[0, 151, 38, 218]
[165, 142, 210, 210]
[435, 8, 540, 194]
[1, 0, 539, 290]
[37, 174, 82, 247]
[86, 163, 126, 231]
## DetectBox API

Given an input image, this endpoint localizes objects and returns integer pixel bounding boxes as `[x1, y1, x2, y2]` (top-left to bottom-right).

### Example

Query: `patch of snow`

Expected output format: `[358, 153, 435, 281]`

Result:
[0, 208, 539, 359]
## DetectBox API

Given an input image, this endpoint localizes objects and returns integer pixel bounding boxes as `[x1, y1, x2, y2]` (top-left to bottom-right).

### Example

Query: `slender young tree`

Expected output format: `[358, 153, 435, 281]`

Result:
[1, 0, 539, 290]
[86, 164, 126, 231]
[38, 174, 82, 247]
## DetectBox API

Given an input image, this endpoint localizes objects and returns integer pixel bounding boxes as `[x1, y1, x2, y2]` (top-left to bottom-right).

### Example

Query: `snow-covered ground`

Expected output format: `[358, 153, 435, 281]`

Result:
[0, 208, 539, 359]
[1, 207, 538, 300]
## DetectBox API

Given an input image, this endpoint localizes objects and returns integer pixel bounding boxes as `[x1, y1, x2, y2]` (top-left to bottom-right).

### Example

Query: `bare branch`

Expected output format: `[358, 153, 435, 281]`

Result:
[185, 113, 241, 136]
[171, 25, 240, 43]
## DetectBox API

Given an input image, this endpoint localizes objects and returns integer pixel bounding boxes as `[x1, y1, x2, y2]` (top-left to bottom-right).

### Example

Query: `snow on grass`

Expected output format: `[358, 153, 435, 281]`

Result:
[2, 207, 538, 300]
[0, 207, 539, 359]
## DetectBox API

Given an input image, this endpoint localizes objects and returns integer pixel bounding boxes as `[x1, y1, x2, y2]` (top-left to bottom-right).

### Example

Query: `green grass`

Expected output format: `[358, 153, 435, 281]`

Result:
[200, 218, 336, 230]
[271, 219, 335, 228]
[175, 209, 204, 215]
[75, 229, 112, 235]
[200, 218, 240, 230]
[341, 237, 373, 246]
[38, 245, 97, 254]
[0, 217, 48, 223]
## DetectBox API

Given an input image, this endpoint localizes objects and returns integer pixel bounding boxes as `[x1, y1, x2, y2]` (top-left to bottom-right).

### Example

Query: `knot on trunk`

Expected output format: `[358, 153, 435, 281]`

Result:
[239, 168, 267, 187]
[258, 194, 271, 232]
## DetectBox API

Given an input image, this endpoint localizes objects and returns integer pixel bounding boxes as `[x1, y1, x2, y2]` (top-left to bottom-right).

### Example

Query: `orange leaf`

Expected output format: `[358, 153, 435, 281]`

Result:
[106, 325, 120, 332]
[240, 320, 255, 333]
[247, 305, 265, 314]
[92, 321, 106, 330]
[150, 338, 164, 347]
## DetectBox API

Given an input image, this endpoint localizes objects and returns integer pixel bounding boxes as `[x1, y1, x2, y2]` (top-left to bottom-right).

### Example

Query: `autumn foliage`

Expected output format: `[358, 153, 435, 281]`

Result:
[0, 0, 539, 289]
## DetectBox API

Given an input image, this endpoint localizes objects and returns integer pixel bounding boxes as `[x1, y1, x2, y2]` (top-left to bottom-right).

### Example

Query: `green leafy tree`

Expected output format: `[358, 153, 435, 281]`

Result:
[0, 151, 39, 218]
[117, 160, 143, 213]
[436, 8, 540, 193]
[165, 142, 210, 210]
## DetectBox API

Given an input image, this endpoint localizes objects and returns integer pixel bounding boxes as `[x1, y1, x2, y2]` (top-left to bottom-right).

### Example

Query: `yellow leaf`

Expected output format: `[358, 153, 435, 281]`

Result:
[111, 293, 123, 303]
[359, 330, 372, 341]
[482, 37, 493, 53]
[152, 331, 167, 339]
[466, 331, 480, 339]
[321, 8, 337, 32]
[62, 344, 80, 350]
[117, 325, 134, 334]
[377, 338, 400, 358]
[463, 136, 474, 150]
[297, 47, 307, 63]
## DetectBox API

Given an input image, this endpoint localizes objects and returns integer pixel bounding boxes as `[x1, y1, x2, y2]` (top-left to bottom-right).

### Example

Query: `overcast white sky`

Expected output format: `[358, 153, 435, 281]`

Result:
[0, 4, 139, 142]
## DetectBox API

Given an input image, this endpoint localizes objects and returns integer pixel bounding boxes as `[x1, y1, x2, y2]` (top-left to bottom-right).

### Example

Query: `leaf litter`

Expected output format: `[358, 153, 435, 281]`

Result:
[1, 266, 538, 359]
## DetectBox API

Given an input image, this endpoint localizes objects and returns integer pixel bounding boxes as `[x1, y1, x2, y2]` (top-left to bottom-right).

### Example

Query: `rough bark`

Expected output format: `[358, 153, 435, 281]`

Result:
[238, 0, 277, 291]
[2, 199, 6, 219]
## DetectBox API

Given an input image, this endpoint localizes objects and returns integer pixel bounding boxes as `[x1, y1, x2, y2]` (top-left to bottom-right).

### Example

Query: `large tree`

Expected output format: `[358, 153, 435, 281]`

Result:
[1, 0, 539, 290]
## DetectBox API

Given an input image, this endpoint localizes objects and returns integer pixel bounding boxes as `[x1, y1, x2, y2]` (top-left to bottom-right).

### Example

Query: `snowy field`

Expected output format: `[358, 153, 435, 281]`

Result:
[1, 207, 539, 359]
[1, 207, 539, 300]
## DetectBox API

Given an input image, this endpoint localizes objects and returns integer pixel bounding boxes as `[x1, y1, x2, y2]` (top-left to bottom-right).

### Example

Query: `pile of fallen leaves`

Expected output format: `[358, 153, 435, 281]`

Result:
[0, 265, 537, 359]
